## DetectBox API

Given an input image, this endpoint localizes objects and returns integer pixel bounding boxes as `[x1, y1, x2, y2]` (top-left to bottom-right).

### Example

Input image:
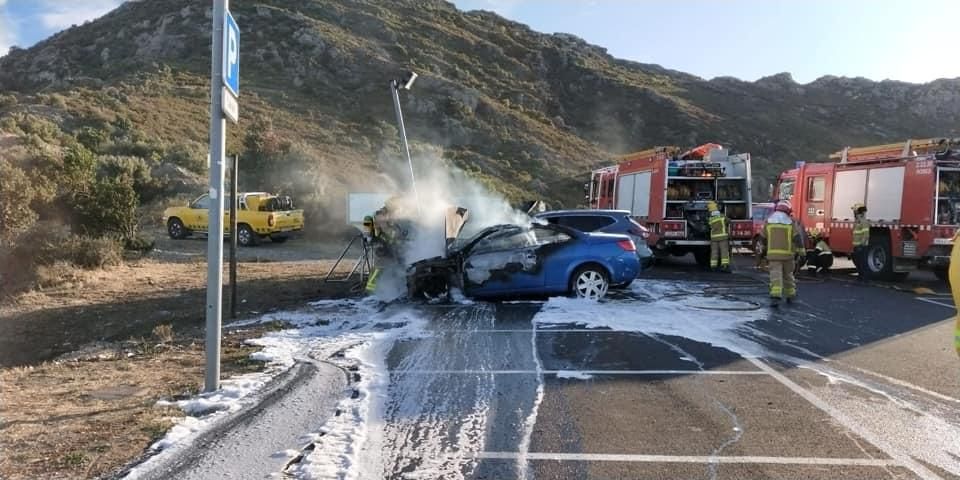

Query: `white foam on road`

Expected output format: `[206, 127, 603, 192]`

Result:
[533, 280, 768, 359]
[124, 298, 384, 480]
[555, 370, 594, 380]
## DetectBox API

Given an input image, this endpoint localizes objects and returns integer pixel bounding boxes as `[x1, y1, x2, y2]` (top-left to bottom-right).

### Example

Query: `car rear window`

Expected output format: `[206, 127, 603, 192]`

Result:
[555, 215, 616, 232]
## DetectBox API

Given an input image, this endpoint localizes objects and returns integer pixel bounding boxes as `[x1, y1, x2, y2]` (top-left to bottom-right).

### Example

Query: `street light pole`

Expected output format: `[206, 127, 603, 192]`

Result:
[390, 74, 420, 211]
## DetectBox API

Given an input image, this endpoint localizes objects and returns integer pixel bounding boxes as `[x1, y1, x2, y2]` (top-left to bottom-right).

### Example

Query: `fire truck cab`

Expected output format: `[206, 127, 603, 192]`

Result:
[774, 138, 960, 281]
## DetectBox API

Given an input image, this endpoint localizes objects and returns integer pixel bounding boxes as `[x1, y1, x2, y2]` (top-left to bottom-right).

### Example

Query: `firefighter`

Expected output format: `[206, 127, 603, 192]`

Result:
[805, 228, 833, 275]
[707, 201, 731, 273]
[949, 231, 960, 358]
[365, 197, 406, 294]
[760, 200, 804, 306]
[851, 203, 870, 281]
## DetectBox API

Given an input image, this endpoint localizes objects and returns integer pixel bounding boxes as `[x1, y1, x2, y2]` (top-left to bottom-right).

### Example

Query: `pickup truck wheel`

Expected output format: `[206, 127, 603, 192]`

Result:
[237, 224, 259, 247]
[167, 217, 188, 239]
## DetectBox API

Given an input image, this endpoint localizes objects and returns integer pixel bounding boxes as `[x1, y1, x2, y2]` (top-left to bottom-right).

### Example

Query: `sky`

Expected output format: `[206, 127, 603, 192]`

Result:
[1, 0, 956, 84]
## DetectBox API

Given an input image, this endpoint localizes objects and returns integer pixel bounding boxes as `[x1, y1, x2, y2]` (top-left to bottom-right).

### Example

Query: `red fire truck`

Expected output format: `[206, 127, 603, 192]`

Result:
[587, 144, 754, 267]
[773, 138, 960, 281]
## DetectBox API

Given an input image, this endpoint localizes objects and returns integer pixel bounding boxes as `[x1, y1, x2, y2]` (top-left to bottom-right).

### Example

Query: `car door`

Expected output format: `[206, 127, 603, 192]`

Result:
[463, 229, 546, 295]
[188, 195, 211, 231]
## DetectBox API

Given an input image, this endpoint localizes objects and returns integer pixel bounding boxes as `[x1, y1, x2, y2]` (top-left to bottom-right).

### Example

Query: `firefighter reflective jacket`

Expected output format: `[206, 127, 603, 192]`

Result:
[815, 239, 832, 255]
[709, 215, 729, 241]
[853, 217, 870, 247]
[763, 216, 803, 261]
[950, 233, 960, 358]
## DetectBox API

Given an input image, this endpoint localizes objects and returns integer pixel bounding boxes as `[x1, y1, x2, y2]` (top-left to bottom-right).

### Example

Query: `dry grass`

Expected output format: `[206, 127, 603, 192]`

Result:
[152, 324, 174, 344]
[0, 329, 267, 480]
[0, 253, 356, 479]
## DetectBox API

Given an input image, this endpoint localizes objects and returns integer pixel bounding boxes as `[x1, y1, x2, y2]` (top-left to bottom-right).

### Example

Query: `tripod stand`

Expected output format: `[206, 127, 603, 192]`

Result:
[324, 233, 373, 291]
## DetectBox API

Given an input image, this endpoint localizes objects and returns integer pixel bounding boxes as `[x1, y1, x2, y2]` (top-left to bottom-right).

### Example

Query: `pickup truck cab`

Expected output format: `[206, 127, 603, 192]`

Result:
[163, 192, 304, 246]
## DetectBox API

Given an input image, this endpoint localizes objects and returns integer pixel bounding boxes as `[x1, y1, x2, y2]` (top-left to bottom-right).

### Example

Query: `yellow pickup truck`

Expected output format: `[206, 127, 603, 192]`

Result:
[163, 192, 304, 246]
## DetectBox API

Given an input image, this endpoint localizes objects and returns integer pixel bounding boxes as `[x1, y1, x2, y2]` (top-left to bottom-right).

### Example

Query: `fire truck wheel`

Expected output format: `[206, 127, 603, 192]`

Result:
[865, 233, 893, 278]
[934, 268, 949, 284]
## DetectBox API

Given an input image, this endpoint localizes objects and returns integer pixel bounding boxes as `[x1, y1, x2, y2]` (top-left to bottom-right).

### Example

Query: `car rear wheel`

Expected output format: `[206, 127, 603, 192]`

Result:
[167, 217, 188, 239]
[237, 224, 259, 247]
[571, 265, 609, 300]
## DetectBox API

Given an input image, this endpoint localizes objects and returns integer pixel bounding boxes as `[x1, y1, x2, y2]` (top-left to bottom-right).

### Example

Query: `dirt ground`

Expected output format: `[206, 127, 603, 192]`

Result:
[0, 234, 362, 479]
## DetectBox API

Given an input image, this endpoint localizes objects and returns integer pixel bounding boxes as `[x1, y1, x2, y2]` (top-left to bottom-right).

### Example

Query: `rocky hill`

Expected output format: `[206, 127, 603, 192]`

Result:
[2, 0, 959, 211]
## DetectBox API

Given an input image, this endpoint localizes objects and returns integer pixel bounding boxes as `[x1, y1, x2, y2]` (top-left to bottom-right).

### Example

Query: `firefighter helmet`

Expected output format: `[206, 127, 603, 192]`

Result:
[775, 199, 792, 214]
[706, 200, 719, 212]
[851, 202, 866, 213]
[809, 227, 821, 239]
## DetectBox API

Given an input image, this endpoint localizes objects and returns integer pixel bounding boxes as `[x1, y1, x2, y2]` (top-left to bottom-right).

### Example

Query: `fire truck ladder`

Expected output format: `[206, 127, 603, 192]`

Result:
[833, 138, 960, 163]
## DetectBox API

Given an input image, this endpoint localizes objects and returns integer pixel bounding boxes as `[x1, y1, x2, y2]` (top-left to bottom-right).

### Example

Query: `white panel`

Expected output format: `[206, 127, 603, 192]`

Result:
[632, 171, 652, 217]
[617, 174, 636, 212]
[831, 170, 867, 220]
[865, 166, 904, 221]
[347, 192, 391, 224]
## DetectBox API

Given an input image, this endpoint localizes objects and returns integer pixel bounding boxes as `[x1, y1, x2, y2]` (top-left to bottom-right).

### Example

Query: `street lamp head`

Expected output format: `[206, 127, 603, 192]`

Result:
[399, 71, 417, 90]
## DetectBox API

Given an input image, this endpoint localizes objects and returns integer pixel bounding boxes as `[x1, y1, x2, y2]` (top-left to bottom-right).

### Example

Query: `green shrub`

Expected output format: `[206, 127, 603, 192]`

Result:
[0, 158, 39, 243]
[124, 234, 155, 252]
[0, 94, 17, 109]
[15, 113, 60, 142]
[59, 144, 97, 193]
[76, 126, 109, 151]
[74, 174, 139, 241]
[163, 142, 206, 173]
[63, 236, 123, 268]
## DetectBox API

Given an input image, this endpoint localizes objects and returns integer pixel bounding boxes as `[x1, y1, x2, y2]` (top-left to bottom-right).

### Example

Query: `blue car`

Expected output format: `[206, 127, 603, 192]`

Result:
[407, 223, 640, 300]
[534, 209, 655, 270]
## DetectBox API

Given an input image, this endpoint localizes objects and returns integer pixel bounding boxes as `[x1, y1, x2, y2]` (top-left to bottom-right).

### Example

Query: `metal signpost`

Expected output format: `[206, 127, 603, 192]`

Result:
[205, 0, 239, 393]
[229, 155, 238, 320]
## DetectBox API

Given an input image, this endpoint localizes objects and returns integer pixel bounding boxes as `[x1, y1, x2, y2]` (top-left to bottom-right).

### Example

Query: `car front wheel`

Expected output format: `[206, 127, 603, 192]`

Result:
[571, 265, 609, 300]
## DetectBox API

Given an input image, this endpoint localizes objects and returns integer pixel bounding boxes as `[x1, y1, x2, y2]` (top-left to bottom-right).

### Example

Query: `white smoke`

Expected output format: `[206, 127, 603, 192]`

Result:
[371, 151, 533, 300]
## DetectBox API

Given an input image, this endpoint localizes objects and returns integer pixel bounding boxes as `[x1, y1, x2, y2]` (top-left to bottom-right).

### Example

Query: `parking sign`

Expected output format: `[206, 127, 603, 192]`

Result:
[223, 11, 239, 97]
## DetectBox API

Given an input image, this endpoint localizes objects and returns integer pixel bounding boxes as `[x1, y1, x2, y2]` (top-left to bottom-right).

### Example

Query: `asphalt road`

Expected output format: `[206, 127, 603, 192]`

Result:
[140, 253, 960, 479]
[359, 254, 960, 480]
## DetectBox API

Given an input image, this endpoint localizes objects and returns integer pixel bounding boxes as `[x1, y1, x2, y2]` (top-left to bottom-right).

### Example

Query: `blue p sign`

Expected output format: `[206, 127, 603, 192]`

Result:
[223, 11, 240, 97]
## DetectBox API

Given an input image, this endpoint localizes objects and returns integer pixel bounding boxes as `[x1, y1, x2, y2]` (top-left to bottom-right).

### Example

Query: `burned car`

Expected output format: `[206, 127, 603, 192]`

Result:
[407, 223, 640, 300]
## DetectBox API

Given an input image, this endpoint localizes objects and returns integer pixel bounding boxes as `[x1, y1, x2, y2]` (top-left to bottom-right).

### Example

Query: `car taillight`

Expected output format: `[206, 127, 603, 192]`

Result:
[629, 227, 650, 239]
[268, 214, 275, 227]
[617, 239, 636, 251]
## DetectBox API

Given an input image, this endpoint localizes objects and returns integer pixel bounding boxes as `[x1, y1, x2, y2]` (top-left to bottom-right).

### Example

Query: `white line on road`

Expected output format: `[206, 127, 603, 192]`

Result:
[745, 357, 942, 480]
[916, 297, 956, 309]
[390, 370, 767, 375]
[432, 329, 646, 333]
[473, 451, 900, 466]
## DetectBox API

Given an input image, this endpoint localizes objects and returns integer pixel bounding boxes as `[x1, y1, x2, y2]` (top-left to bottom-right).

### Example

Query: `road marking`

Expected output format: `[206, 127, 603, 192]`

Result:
[434, 329, 641, 333]
[473, 451, 899, 466]
[836, 362, 960, 405]
[745, 357, 942, 480]
[390, 370, 767, 375]
[916, 297, 955, 309]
